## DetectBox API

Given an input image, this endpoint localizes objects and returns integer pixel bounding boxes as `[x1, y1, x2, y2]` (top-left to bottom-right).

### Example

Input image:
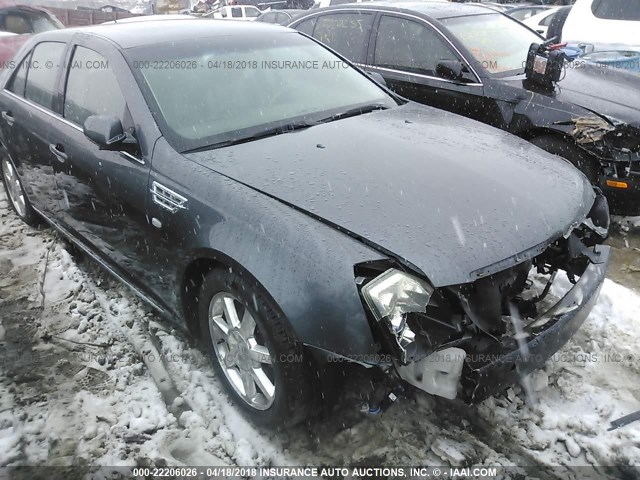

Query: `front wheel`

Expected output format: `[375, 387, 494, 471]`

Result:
[1, 156, 41, 227]
[198, 268, 313, 427]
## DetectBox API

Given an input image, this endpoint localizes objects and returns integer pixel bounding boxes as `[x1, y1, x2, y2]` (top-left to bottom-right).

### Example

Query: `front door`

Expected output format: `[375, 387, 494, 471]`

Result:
[367, 14, 488, 123]
[47, 40, 166, 310]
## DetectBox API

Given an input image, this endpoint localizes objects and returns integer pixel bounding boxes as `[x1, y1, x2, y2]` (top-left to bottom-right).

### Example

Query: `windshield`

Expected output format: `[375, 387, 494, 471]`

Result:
[441, 13, 542, 76]
[129, 33, 396, 152]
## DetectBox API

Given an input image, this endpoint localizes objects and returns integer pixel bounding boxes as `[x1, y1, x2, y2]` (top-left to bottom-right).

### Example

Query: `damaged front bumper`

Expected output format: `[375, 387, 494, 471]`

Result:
[394, 245, 610, 404]
[460, 245, 610, 403]
[352, 194, 610, 404]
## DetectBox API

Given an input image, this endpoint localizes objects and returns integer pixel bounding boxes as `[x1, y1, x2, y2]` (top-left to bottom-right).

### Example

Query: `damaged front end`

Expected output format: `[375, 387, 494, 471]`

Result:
[562, 115, 640, 214]
[356, 194, 611, 404]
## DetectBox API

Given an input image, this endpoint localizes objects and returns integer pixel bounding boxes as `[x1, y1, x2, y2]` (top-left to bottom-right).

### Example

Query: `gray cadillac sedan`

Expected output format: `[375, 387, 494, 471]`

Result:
[0, 20, 610, 426]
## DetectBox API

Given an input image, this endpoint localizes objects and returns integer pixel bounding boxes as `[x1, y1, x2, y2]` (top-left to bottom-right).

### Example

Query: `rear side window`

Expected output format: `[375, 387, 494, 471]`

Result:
[24, 42, 66, 110]
[231, 7, 242, 18]
[63, 46, 126, 126]
[313, 13, 374, 63]
[6, 52, 31, 97]
[373, 15, 457, 76]
[591, 0, 640, 20]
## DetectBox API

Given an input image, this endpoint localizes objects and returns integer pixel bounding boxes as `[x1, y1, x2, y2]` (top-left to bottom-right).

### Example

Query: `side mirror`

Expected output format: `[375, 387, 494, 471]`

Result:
[367, 71, 387, 88]
[83, 115, 126, 148]
[436, 60, 465, 81]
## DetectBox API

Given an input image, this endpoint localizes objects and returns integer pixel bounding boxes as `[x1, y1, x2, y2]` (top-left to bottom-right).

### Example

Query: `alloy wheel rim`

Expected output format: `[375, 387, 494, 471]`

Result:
[2, 158, 26, 218]
[208, 292, 276, 410]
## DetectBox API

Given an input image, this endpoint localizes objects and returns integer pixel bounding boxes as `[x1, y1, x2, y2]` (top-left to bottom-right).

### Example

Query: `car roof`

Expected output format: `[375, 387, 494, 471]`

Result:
[0, 4, 53, 15]
[311, 1, 499, 19]
[262, 8, 305, 13]
[506, 5, 551, 12]
[101, 14, 198, 24]
[34, 19, 293, 50]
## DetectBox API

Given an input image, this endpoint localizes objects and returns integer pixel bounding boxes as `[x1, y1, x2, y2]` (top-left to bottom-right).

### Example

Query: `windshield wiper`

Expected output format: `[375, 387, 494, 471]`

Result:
[183, 105, 389, 154]
[315, 103, 390, 124]
[183, 121, 316, 153]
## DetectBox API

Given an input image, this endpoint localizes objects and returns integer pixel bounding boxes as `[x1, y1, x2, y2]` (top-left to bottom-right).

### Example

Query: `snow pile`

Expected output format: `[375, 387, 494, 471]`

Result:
[476, 275, 640, 472]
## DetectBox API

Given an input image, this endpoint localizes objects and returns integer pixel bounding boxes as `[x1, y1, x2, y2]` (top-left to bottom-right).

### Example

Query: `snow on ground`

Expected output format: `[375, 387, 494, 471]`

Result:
[0, 187, 639, 478]
[613, 216, 640, 233]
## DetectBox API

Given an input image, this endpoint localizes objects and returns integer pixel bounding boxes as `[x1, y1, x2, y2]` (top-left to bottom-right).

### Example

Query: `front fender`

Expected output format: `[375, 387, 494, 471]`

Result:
[485, 80, 600, 138]
[151, 139, 386, 360]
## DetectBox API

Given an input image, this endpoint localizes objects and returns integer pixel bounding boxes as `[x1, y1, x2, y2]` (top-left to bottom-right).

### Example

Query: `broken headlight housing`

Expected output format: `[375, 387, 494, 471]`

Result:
[361, 269, 434, 363]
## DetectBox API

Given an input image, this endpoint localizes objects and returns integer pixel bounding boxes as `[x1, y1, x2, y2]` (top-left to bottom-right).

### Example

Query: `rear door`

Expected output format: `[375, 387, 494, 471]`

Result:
[0, 41, 67, 214]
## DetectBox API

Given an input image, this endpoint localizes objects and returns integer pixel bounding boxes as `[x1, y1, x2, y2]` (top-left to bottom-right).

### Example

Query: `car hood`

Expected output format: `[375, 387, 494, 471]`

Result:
[508, 62, 640, 126]
[187, 103, 594, 287]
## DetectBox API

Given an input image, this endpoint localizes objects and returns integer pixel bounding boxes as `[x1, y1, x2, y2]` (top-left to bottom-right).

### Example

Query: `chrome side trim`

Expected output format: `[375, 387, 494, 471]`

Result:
[2, 89, 83, 132]
[364, 63, 483, 87]
[150, 181, 187, 213]
[31, 205, 167, 315]
[120, 151, 145, 165]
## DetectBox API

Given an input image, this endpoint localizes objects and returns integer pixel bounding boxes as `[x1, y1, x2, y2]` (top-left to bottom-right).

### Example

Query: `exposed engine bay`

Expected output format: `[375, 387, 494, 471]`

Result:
[562, 115, 640, 183]
[355, 194, 611, 404]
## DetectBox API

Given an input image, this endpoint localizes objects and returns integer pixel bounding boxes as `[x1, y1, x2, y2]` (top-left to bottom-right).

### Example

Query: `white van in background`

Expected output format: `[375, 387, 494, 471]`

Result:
[562, 0, 640, 51]
[204, 4, 262, 20]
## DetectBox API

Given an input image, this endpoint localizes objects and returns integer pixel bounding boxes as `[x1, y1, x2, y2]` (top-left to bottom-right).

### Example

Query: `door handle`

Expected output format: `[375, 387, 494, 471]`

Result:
[49, 143, 67, 163]
[1, 111, 14, 126]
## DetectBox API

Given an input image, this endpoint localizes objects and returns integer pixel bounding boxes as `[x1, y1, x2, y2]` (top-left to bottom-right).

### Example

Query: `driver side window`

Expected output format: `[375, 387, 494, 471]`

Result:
[63, 46, 127, 127]
[373, 15, 459, 77]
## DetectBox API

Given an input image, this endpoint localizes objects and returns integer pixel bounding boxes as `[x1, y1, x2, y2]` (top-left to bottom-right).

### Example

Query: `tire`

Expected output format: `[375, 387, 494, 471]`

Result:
[198, 268, 313, 427]
[1, 155, 41, 227]
[530, 135, 600, 184]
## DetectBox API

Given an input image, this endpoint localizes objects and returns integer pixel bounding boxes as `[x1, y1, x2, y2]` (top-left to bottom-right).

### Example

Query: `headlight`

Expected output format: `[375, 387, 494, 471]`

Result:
[362, 268, 434, 324]
[361, 268, 434, 364]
